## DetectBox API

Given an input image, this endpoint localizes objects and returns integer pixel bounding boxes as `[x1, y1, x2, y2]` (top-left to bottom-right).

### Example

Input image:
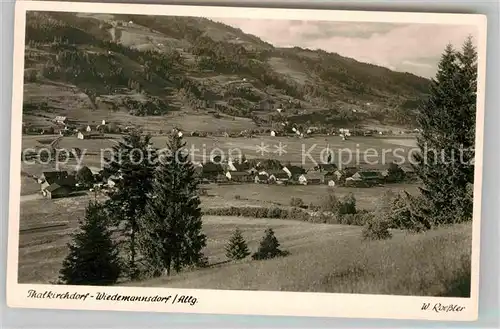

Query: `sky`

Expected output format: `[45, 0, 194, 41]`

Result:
[213, 19, 478, 78]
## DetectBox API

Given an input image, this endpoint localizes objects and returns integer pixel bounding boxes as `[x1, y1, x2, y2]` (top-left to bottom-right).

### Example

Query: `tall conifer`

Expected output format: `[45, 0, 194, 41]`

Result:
[59, 201, 121, 285]
[138, 133, 206, 276]
[105, 129, 157, 279]
[412, 39, 477, 225]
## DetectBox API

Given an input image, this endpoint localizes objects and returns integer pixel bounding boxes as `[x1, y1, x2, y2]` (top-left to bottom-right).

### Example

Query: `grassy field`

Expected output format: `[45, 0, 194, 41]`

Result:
[18, 193, 471, 298]
[125, 220, 472, 297]
[201, 183, 420, 211]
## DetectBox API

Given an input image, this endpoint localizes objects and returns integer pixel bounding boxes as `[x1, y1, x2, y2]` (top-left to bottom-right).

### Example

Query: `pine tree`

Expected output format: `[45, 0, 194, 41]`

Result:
[104, 130, 157, 279]
[412, 39, 477, 226]
[138, 133, 206, 277]
[225, 228, 250, 260]
[252, 228, 288, 260]
[59, 201, 121, 285]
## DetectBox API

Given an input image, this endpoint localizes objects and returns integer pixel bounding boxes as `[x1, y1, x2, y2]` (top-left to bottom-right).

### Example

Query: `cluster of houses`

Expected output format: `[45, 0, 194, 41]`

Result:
[191, 158, 415, 187]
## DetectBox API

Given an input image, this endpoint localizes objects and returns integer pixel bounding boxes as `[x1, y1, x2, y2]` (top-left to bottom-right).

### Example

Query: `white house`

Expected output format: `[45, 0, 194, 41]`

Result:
[178, 131, 183, 138]
[270, 130, 276, 137]
[86, 125, 92, 132]
[227, 160, 238, 171]
[54, 116, 67, 124]
[102, 119, 106, 125]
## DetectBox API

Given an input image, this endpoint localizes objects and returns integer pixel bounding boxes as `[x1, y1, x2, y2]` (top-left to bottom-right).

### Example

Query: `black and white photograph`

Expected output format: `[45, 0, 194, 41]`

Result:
[6, 1, 487, 320]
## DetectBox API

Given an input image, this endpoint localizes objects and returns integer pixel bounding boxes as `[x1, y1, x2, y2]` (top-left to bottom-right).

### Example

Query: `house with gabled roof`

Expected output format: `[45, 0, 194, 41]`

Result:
[254, 174, 269, 184]
[282, 165, 306, 180]
[225, 171, 253, 182]
[267, 169, 289, 184]
[39, 171, 76, 191]
[298, 171, 324, 185]
[350, 171, 383, 185]
[42, 183, 72, 199]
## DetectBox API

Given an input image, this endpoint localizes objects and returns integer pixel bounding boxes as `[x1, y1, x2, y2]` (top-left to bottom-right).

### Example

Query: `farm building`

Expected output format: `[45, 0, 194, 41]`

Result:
[298, 172, 324, 185]
[38, 171, 76, 191]
[202, 162, 224, 180]
[282, 165, 306, 179]
[350, 171, 383, 185]
[226, 160, 250, 172]
[267, 170, 289, 184]
[77, 131, 103, 140]
[313, 163, 338, 172]
[216, 174, 229, 183]
[246, 167, 259, 175]
[42, 183, 72, 199]
[53, 116, 67, 124]
[254, 174, 269, 184]
[225, 171, 253, 182]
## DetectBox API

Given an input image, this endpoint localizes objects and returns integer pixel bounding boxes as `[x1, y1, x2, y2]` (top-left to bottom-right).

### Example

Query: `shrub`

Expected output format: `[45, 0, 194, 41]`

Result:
[290, 197, 304, 207]
[234, 195, 241, 200]
[339, 193, 357, 215]
[252, 228, 289, 260]
[319, 191, 341, 213]
[362, 218, 392, 240]
[225, 228, 250, 260]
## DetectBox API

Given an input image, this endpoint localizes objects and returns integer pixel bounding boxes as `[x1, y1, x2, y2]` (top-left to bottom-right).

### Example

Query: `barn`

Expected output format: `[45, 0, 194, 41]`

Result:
[42, 183, 72, 199]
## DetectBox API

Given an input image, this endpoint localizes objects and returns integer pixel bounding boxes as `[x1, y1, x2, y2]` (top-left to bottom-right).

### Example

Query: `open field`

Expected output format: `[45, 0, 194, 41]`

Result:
[201, 183, 420, 211]
[126, 221, 472, 297]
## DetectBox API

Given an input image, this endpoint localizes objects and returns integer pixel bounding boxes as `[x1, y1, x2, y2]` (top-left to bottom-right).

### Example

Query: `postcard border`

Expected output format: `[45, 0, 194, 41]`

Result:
[6, 0, 488, 321]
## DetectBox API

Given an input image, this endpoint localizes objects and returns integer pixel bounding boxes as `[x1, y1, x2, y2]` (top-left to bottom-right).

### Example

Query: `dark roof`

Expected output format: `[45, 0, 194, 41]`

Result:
[268, 170, 289, 179]
[233, 162, 250, 171]
[356, 171, 381, 178]
[42, 171, 76, 186]
[229, 171, 251, 176]
[305, 172, 325, 179]
[317, 163, 338, 171]
[45, 183, 66, 192]
[202, 162, 224, 173]
[285, 165, 305, 175]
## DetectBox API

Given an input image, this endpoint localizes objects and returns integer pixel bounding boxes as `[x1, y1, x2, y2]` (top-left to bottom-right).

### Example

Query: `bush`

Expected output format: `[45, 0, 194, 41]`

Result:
[362, 218, 392, 240]
[234, 195, 241, 200]
[339, 193, 356, 215]
[225, 228, 250, 260]
[252, 228, 289, 260]
[290, 197, 304, 207]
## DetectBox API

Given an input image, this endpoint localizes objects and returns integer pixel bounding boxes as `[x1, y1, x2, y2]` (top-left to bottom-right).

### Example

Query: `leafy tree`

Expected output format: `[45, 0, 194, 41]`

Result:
[412, 39, 477, 226]
[75, 165, 94, 187]
[59, 201, 121, 285]
[386, 162, 405, 183]
[104, 130, 157, 279]
[339, 193, 356, 215]
[138, 133, 206, 277]
[225, 228, 250, 260]
[252, 228, 288, 260]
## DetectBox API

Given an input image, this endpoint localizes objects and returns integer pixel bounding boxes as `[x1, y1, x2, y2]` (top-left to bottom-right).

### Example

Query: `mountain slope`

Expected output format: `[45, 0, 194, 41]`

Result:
[23, 12, 431, 134]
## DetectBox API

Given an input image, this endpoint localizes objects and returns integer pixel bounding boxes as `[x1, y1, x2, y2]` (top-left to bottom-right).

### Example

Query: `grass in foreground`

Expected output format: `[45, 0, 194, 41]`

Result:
[127, 221, 472, 298]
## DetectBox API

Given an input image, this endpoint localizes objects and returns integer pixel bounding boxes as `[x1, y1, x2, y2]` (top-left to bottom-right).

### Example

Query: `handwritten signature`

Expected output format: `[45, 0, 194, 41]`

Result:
[421, 302, 466, 313]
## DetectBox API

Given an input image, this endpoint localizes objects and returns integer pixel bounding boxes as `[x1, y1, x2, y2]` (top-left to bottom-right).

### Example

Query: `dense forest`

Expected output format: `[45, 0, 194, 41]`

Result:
[23, 11, 431, 129]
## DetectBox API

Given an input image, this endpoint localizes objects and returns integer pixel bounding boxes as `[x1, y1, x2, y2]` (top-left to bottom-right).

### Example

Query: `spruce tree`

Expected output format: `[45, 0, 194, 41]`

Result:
[225, 228, 250, 260]
[412, 39, 477, 226]
[252, 228, 288, 260]
[138, 133, 206, 277]
[59, 201, 121, 285]
[104, 130, 157, 279]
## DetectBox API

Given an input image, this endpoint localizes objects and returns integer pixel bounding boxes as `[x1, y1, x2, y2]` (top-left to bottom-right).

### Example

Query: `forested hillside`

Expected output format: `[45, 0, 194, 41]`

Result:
[23, 11, 431, 133]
